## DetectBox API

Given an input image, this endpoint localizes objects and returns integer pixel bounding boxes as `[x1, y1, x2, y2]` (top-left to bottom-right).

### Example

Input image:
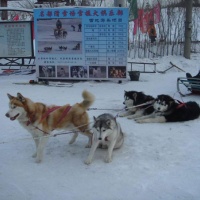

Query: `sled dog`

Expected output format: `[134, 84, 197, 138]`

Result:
[85, 113, 124, 164]
[135, 94, 200, 123]
[119, 91, 155, 119]
[5, 91, 95, 163]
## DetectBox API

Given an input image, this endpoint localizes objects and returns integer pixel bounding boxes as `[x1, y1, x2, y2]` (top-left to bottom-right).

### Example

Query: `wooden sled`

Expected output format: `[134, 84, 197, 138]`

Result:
[177, 77, 200, 96]
[157, 62, 185, 74]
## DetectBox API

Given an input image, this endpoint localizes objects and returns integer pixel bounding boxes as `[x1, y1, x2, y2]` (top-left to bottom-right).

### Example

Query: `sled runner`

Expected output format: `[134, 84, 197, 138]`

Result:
[177, 77, 200, 96]
[13, 81, 73, 87]
[0, 69, 35, 76]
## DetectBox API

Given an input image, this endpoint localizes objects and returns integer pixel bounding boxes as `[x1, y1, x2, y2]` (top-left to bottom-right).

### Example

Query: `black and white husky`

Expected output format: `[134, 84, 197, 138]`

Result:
[85, 113, 124, 164]
[119, 91, 155, 119]
[135, 94, 200, 123]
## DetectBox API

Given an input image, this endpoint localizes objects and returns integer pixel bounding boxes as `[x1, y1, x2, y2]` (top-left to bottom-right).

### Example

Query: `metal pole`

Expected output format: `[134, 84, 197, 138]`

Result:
[184, 0, 193, 59]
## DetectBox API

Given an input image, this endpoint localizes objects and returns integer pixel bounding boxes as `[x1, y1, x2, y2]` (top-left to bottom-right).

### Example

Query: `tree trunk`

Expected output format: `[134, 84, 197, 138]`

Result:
[184, 0, 193, 59]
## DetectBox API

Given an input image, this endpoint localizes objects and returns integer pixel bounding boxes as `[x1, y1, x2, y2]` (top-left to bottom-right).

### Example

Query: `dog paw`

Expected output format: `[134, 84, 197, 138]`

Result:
[84, 159, 92, 165]
[69, 140, 75, 145]
[35, 158, 42, 163]
[104, 156, 112, 163]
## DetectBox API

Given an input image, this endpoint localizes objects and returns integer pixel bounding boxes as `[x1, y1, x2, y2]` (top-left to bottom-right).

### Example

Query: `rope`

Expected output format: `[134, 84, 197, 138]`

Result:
[88, 108, 123, 111]
[88, 100, 154, 112]
[0, 122, 93, 145]
[173, 92, 185, 104]
[126, 100, 155, 109]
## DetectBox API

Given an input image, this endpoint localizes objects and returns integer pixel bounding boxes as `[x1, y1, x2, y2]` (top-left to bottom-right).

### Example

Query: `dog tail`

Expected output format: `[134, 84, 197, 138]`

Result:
[80, 90, 95, 110]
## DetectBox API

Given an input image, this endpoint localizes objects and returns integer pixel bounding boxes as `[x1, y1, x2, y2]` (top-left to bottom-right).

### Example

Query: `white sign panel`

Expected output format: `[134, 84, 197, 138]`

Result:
[34, 7, 129, 80]
[0, 22, 32, 57]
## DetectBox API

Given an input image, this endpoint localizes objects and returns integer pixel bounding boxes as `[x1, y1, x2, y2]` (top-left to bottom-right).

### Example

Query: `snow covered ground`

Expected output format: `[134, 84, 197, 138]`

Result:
[0, 53, 200, 200]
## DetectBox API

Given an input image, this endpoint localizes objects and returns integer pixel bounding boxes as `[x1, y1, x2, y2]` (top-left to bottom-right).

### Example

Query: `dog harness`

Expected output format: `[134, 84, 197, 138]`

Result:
[175, 100, 186, 109]
[54, 105, 71, 127]
[39, 106, 61, 123]
[27, 105, 71, 134]
[176, 103, 186, 109]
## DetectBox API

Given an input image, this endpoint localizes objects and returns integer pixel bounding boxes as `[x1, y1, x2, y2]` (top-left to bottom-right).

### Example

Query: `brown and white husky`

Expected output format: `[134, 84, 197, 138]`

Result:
[5, 90, 95, 163]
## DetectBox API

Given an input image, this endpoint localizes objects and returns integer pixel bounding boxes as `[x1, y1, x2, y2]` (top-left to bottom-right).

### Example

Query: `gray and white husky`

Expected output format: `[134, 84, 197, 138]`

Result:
[85, 113, 124, 164]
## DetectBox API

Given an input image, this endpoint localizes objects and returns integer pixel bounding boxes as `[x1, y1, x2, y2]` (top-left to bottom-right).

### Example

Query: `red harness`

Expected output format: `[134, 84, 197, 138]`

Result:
[27, 105, 71, 133]
[175, 99, 186, 109]
[54, 105, 71, 127]
[40, 106, 61, 123]
[176, 103, 186, 109]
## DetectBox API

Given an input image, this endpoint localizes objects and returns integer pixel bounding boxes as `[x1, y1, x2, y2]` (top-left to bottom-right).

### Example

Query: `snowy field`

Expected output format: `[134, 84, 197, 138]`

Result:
[0, 53, 200, 200]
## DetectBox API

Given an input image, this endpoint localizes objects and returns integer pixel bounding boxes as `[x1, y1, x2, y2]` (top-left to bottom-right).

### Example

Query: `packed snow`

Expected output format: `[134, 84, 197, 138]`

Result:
[0, 53, 200, 200]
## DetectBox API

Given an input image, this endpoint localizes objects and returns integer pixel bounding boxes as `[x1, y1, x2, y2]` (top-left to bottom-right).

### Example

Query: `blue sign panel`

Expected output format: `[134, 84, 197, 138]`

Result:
[34, 7, 128, 80]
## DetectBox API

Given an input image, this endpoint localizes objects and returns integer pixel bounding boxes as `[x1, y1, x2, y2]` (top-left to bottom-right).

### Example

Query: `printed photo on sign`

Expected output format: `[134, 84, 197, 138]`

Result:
[108, 66, 126, 78]
[57, 66, 69, 78]
[37, 19, 82, 54]
[39, 65, 56, 77]
[70, 66, 88, 78]
[89, 66, 107, 78]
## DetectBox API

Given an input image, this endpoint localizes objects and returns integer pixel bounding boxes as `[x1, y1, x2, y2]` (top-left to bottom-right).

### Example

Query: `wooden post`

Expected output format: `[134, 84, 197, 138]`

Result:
[1, 0, 8, 20]
[184, 0, 193, 59]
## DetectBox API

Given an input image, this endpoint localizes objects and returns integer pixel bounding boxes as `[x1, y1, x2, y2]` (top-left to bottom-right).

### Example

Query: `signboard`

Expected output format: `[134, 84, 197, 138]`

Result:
[34, 7, 129, 80]
[0, 21, 33, 57]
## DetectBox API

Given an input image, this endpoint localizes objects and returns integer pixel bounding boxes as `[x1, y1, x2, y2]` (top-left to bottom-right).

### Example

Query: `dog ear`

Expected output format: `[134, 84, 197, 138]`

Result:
[7, 93, 14, 100]
[93, 116, 97, 122]
[17, 93, 26, 102]
[106, 119, 111, 127]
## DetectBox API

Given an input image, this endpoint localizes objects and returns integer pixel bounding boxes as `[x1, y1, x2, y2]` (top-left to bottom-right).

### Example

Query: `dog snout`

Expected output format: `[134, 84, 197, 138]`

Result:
[157, 107, 160, 111]
[5, 113, 10, 118]
[123, 102, 125, 105]
[98, 137, 102, 140]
